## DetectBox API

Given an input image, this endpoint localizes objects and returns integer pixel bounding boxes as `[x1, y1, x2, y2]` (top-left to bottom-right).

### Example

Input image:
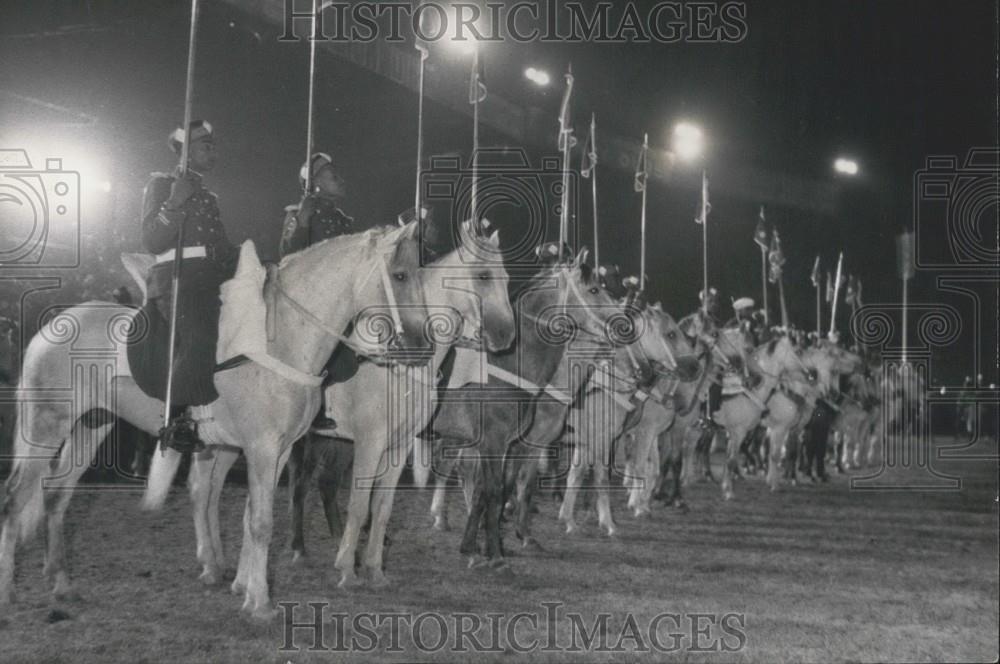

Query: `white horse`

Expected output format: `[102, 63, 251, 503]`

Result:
[199, 220, 516, 589]
[0, 223, 430, 620]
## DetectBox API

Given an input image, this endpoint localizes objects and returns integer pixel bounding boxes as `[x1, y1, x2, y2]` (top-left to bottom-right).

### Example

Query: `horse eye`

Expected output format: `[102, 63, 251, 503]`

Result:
[478, 272, 489, 281]
[589, 286, 599, 295]
[393, 272, 406, 282]
[667, 331, 676, 340]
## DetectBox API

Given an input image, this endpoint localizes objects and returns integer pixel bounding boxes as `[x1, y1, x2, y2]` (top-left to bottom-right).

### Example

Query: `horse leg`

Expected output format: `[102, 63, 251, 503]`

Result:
[720, 426, 746, 500]
[231, 495, 251, 596]
[766, 427, 789, 492]
[286, 437, 311, 563]
[317, 445, 347, 542]
[361, 436, 411, 587]
[480, 454, 509, 573]
[429, 448, 458, 531]
[459, 458, 488, 565]
[594, 451, 617, 537]
[238, 441, 291, 621]
[514, 456, 542, 549]
[190, 447, 239, 585]
[558, 442, 585, 534]
[43, 421, 114, 601]
[335, 433, 383, 588]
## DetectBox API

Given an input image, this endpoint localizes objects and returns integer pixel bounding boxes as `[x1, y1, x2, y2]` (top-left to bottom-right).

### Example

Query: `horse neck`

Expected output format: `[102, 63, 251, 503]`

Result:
[268, 236, 370, 375]
[492, 271, 566, 387]
[751, 349, 784, 400]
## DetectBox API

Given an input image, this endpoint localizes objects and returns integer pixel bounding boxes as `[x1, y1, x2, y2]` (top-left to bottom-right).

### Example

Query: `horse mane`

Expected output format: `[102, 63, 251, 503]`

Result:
[277, 225, 400, 270]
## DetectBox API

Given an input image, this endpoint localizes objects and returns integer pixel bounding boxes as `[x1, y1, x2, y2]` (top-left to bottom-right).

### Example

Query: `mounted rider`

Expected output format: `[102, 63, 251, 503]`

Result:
[279, 152, 358, 433]
[279, 152, 354, 258]
[138, 120, 237, 452]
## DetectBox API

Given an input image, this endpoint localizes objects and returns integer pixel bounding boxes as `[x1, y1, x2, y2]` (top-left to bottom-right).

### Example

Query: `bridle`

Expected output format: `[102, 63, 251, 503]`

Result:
[272, 232, 408, 360]
[520, 266, 646, 376]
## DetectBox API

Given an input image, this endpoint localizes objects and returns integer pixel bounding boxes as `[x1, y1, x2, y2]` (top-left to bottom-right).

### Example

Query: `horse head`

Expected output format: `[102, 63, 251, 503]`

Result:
[352, 222, 431, 364]
[643, 304, 701, 382]
[446, 218, 515, 352]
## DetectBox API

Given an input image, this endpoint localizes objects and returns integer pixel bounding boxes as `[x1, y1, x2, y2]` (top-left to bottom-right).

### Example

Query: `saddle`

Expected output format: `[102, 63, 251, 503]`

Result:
[122, 241, 322, 404]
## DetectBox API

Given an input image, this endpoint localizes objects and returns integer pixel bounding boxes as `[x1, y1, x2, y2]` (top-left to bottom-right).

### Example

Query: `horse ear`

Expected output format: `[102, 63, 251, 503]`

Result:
[573, 247, 589, 268]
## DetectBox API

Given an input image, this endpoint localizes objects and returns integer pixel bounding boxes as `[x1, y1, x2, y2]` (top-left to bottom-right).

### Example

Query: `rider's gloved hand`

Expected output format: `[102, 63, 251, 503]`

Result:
[165, 175, 197, 209]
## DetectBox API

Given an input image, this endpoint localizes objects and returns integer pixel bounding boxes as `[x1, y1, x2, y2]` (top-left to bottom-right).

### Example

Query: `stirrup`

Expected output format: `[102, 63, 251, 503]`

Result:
[159, 414, 206, 454]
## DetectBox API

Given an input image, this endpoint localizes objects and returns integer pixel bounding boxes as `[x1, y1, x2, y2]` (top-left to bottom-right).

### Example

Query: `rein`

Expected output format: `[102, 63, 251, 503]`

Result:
[271, 237, 406, 360]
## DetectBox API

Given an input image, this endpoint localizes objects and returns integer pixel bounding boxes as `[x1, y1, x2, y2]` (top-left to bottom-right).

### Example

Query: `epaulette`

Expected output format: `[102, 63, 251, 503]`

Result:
[284, 204, 300, 213]
[149, 171, 173, 180]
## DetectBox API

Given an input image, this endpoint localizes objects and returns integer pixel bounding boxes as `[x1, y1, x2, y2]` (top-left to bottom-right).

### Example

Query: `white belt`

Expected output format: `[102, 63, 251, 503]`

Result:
[156, 246, 207, 263]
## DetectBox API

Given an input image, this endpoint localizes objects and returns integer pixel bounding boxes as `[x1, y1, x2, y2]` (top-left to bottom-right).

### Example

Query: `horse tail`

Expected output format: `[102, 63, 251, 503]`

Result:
[140, 444, 183, 511]
[2, 438, 47, 546]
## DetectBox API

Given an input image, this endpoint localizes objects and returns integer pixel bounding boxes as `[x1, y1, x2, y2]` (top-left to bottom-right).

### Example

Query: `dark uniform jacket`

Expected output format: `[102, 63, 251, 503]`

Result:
[279, 194, 354, 258]
[135, 169, 236, 406]
[141, 170, 236, 297]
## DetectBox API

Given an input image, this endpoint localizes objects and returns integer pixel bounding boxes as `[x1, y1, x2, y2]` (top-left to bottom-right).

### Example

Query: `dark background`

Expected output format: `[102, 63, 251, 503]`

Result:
[0, 0, 996, 387]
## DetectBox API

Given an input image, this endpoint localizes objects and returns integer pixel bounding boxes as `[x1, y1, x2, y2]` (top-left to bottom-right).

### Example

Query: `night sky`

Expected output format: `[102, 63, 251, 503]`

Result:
[1, 0, 996, 384]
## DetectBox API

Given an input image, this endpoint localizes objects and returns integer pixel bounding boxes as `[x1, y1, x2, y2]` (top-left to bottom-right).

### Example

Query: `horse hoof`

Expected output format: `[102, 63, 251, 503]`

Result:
[633, 509, 651, 520]
[230, 579, 247, 596]
[199, 567, 223, 586]
[723, 490, 734, 501]
[489, 559, 514, 576]
[368, 570, 391, 588]
[467, 555, 489, 570]
[290, 551, 309, 566]
[338, 572, 364, 589]
[52, 587, 82, 603]
[564, 522, 577, 535]
[521, 537, 545, 552]
[244, 604, 279, 622]
[432, 516, 450, 532]
[604, 527, 617, 538]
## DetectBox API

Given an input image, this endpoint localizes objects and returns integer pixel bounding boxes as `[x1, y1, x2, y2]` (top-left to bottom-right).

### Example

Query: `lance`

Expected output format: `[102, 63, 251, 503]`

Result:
[589, 113, 599, 269]
[471, 47, 481, 226]
[699, 170, 709, 315]
[162, 0, 200, 432]
[557, 64, 574, 250]
[303, 0, 319, 194]
[760, 245, 769, 325]
[638, 133, 649, 291]
[896, 231, 915, 364]
[778, 275, 789, 329]
[828, 251, 844, 338]
[413, 6, 429, 220]
[812, 254, 821, 336]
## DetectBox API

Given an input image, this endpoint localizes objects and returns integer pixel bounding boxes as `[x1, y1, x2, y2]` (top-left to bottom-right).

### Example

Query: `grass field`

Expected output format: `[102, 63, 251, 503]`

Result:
[1, 436, 997, 663]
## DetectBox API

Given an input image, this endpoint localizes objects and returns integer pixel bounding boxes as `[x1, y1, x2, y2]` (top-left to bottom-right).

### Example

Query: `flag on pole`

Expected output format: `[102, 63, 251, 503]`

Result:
[695, 171, 710, 224]
[468, 52, 487, 104]
[767, 229, 785, 283]
[633, 134, 648, 192]
[557, 64, 576, 152]
[581, 114, 597, 178]
[825, 271, 834, 303]
[845, 274, 862, 308]
[754, 206, 768, 250]
[810, 255, 821, 288]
